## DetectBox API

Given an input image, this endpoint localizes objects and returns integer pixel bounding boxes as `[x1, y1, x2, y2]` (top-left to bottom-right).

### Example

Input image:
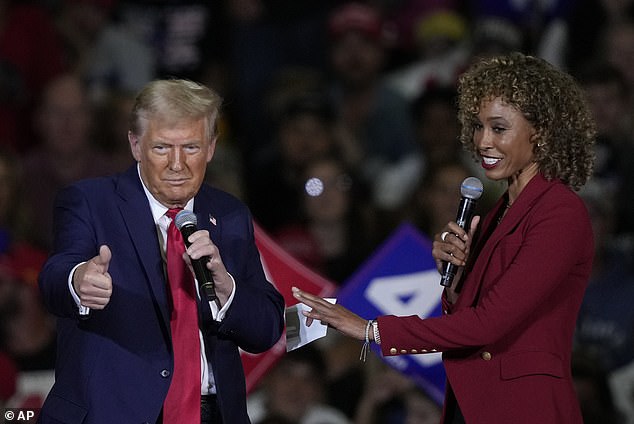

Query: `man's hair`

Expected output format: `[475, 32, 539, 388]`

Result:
[457, 52, 596, 191]
[129, 79, 223, 142]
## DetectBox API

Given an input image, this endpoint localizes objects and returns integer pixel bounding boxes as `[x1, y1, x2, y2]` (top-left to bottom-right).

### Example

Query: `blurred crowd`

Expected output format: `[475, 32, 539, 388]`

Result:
[1, 0, 634, 423]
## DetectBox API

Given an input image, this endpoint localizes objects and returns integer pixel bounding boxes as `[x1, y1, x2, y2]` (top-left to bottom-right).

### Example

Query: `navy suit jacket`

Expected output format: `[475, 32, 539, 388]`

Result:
[38, 165, 285, 424]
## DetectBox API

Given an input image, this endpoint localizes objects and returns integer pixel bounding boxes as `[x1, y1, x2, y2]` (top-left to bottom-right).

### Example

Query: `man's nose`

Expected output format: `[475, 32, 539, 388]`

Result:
[169, 148, 184, 170]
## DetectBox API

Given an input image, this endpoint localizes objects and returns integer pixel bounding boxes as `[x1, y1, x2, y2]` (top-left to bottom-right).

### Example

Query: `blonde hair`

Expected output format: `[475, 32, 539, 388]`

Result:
[129, 79, 223, 142]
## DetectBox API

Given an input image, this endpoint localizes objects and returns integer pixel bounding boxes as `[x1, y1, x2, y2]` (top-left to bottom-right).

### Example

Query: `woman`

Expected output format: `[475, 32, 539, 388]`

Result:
[292, 52, 596, 424]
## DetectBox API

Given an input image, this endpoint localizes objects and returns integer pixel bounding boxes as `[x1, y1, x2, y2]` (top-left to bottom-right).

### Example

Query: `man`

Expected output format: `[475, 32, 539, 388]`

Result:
[22, 73, 115, 251]
[37, 79, 285, 423]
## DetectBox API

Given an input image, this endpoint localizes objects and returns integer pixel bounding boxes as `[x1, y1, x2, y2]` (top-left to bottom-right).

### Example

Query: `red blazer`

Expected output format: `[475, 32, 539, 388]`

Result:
[378, 174, 593, 424]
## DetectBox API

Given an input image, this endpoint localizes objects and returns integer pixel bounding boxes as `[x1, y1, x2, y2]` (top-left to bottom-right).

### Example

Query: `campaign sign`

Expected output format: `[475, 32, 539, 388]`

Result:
[337, 222, 446, 404]
[240, 222, 338, 393]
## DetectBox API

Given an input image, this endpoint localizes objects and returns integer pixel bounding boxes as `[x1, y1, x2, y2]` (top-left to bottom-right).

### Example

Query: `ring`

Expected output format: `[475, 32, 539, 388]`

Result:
[441, 231, 450, 241]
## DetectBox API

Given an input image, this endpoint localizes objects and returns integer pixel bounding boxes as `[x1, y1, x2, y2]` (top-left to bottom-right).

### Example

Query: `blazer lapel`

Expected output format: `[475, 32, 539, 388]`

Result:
[457, 174, 556, 308]
[194, 189, 223, 328]
[194, 189, 222, 249]
[115, 166, 171, 326]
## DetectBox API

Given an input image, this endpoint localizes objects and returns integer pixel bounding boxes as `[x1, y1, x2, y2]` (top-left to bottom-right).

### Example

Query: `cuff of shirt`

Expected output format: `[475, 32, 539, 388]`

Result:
[69, 262, 90, 316]
[212, 272, 236, 321]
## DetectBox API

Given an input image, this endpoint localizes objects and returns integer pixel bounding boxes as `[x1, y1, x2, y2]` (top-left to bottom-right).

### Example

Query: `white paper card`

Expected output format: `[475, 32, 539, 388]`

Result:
[285, 298, 336, 352]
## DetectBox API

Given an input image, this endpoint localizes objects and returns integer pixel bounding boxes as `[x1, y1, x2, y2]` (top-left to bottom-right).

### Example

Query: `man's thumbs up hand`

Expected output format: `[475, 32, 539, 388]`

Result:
[74, 245, 113, 310]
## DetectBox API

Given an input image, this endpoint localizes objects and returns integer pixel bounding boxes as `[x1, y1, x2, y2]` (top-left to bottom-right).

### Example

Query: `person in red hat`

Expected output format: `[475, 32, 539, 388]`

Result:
[326, 2, 423, 223]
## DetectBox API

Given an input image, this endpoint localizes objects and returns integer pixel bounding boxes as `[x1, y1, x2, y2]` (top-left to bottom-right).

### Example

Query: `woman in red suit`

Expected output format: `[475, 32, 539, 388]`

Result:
[292, 52, 596, 424]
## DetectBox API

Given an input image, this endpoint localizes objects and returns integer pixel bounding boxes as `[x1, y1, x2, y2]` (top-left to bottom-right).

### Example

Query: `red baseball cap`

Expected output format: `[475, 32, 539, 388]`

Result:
[328, 2, 385, 41]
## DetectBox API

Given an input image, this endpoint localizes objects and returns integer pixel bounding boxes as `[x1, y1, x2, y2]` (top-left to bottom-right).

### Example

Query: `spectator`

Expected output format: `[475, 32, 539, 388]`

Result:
[224, 0, 336, 151]
[55, 0, 155, 103]
[385, 9, 470, 102]
[567, 0, 634, 72]
[400, 160, 472, 238]
[248, 91, 342, 233]
[0, 0, 68, 152]
[353, 365, 441, 424]
[247, 346, 350, 424]
[91, 89, 137, 173]
[410, 85, 463, 169]
[0, 276, 56, 372]
[575, 185, 634, 373]
[467, 15, 523, 59]
[21, 73, 114, 251]
[116, 0, 228, 82]
[601, 19, 634, 115]
[576, 61, 634, 236]
[0, 148, 47, 288]
[466, 0, 574, 67]
[274, 152, 376, 284]
[380, 0, 467, 61]
[319, 334, 367, 420]
[327, 2, 422, 213]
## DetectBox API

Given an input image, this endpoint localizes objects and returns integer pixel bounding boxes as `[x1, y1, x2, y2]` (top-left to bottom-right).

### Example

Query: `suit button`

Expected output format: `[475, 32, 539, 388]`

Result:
[481, 351, 492, 361]
[390, 348, 397, 355]
[160, 369, 171, 378]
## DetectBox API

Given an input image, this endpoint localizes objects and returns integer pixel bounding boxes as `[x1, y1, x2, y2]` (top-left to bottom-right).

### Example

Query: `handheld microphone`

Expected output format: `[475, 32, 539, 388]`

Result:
[440, 177, 484, 287]
[174, 210, 218, 302]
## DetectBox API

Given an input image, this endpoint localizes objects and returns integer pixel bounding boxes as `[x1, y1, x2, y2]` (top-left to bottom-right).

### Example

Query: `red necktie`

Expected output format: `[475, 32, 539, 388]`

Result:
[163, 208, 201, 424]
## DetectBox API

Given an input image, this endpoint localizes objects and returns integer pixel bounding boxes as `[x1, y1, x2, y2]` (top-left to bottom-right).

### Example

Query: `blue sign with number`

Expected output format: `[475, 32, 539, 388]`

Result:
[337, 222, 446, 404]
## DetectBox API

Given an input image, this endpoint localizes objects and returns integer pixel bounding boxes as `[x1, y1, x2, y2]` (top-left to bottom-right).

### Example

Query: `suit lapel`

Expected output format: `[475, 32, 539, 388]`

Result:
[115, 166, 171, 326]
[193, 188, 223, 329]
[194, 188, 222, 248]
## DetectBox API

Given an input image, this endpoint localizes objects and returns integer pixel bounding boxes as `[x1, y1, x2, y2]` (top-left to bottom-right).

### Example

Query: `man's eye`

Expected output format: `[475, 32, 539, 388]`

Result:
[184, 145, 201, 153]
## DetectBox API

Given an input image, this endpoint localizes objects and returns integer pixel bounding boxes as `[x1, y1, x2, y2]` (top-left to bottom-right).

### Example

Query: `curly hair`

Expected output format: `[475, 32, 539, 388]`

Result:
[457, 52, 596, 190]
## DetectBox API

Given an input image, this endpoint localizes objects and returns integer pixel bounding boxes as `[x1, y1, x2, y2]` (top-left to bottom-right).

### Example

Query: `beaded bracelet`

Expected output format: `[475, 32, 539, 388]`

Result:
[359, 320, 372, 362]
[372, 320, 381, 345]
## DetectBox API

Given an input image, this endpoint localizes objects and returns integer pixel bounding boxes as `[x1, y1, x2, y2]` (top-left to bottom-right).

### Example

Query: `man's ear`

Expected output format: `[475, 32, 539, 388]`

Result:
[128, 131, 141, 161]
[206, 135, 218, 163]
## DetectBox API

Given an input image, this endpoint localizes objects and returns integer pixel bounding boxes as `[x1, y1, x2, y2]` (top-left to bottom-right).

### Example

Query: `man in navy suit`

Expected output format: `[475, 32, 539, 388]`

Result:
[37, 79, 285, 423]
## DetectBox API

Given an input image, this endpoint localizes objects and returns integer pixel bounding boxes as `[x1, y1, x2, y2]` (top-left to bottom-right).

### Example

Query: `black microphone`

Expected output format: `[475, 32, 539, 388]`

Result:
[174, 210, 218, 302]
[440, 177, 484, 287]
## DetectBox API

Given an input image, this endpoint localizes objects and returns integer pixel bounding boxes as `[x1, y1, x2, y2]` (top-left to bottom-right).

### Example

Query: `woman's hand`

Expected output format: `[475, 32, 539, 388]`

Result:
[291, 287, 369, 341]
[431, 217, 480, 303]
[432, 216, 480, 272]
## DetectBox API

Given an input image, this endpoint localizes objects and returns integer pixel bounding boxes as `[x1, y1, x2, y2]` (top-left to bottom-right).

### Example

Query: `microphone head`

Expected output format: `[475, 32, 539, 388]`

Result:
[461, 177, 484, 200]
[174, 210, 197, 230]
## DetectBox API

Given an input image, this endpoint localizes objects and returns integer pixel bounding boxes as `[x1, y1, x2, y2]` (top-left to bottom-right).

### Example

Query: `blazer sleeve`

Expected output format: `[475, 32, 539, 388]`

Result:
[214, 208, 285, 354]
[38, 184, 103, 319]
[377, 193, 593, 355]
